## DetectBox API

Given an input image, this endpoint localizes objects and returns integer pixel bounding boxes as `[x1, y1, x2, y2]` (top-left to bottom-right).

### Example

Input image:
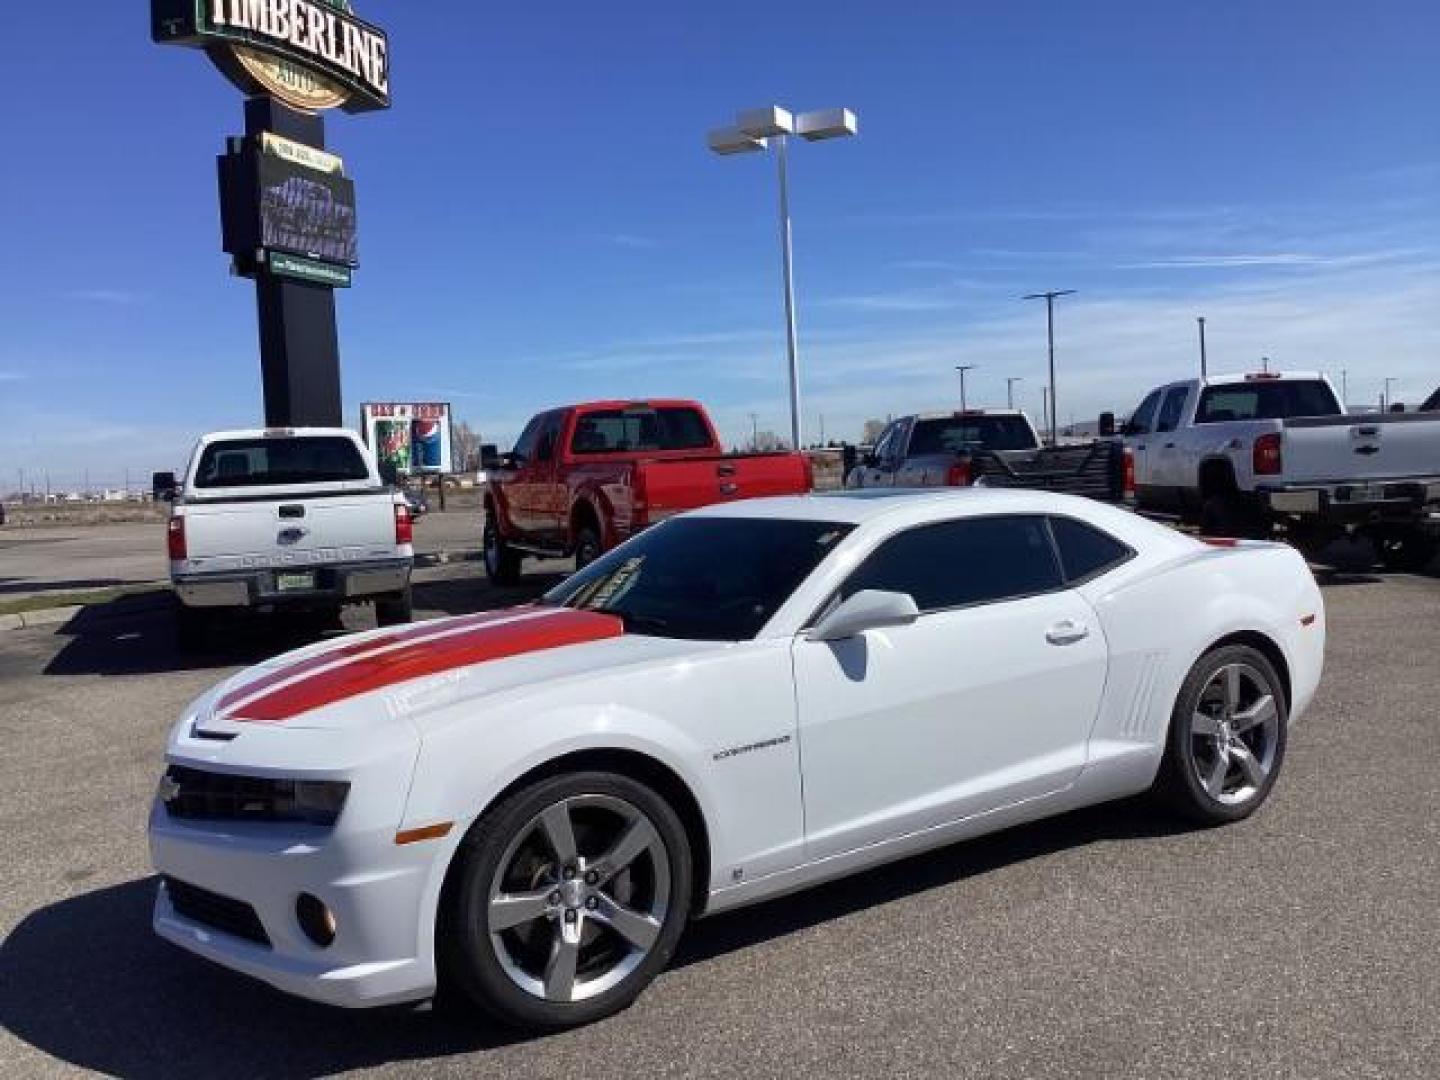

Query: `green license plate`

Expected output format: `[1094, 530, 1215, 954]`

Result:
[275, 572, 316, 592]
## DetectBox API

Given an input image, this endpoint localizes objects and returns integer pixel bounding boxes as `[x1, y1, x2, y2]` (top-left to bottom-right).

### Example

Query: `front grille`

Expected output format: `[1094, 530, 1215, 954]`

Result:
[161, 765, 348, 826]
[163, 877, 271, 948]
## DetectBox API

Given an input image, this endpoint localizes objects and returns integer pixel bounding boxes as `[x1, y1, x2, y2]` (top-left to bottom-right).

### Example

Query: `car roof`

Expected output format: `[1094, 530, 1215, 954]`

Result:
[907, 409, 1029, 420]
[198, 427, 361, 443]
[686, 487, 1119, 525]
[1199, 370, 1327, 387]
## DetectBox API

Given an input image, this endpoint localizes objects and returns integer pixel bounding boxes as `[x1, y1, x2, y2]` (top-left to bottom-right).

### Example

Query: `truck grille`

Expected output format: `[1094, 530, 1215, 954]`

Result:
[161, 765, 348, 826]
[163, 877, 271, 948]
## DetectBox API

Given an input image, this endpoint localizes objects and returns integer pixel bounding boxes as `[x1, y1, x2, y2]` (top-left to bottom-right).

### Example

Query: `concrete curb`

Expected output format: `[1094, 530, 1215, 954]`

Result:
[1, 606, 83, 630]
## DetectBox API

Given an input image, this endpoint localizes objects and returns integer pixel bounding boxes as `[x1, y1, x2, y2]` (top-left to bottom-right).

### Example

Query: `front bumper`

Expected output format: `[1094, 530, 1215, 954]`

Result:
[173, 558, 412, 610]
[149, 804, 439, 1008]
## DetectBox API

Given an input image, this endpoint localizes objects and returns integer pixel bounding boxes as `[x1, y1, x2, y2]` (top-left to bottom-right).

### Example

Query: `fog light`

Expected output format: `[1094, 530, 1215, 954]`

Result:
[296, 893, 336, 948]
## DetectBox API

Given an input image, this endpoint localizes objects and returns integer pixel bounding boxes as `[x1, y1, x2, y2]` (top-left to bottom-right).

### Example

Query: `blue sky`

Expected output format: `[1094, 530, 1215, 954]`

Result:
[2, 1, 1437, 485]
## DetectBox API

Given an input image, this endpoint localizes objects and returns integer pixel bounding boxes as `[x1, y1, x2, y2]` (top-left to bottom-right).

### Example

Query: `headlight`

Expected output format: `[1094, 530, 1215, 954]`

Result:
[160, 766, 351, 827]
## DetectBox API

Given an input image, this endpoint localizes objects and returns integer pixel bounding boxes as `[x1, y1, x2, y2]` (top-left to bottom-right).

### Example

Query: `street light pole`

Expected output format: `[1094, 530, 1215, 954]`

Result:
[709, 106, 857, 452]
[1383, 377, 1397, 411]
[1022, 289, 1076, 446]
[1197, 316, 1208, 378]
[955, 364, 977, 411]
[775, 134, 802, 450]
[1006, 376, 1023, 409]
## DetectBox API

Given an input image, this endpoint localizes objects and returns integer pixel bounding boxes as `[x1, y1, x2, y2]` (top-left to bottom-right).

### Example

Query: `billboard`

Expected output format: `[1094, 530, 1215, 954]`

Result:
[258, 149, 358, 266]
[360, 403, 453, 474]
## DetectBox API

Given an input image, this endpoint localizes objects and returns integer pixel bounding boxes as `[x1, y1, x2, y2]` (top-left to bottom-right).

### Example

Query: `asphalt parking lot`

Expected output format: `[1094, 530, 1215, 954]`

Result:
[2, 536, 1438, 1078]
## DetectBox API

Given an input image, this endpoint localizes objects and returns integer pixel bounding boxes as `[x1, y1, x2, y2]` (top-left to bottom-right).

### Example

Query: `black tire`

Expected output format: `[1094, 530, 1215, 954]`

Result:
[439, 770, 693, 1031]
[1152, 644, 1289, 825]
[1199, 494, 1263, 539]
[174, 603, 211, 653]
[375, 586, 413, 627]
[1377, 529, 1438, 573]
[483, 514, 522, 585]
[573, 523, 603, 570]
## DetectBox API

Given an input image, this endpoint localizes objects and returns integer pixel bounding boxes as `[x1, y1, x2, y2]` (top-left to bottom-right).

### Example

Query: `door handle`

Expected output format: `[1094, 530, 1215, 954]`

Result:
[1045, 620, 1090, 645]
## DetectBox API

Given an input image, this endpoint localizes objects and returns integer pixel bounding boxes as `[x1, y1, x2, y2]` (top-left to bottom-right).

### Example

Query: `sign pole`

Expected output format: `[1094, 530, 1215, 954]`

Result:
[244, 97, 343, 428]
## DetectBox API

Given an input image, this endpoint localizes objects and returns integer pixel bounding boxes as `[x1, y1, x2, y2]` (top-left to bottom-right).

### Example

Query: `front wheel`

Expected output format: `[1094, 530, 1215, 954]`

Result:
[483, 516, 523, 585]
[573, 524, 602, 570]
[439, 771, 692, 1031]
[1377, 529, 1438, 573]
[375, 586, 412, 627]
[1152, 644, 1289, 825]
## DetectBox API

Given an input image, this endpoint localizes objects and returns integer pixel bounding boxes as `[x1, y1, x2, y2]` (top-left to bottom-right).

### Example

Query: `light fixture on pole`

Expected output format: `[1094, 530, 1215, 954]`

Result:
[1006, 376, 1023, 410]
[955, 364, 977, 411]
[709, 105, 858, 451]
[1197, 316, 1208, 378]
[1022, 289, 1076, 447]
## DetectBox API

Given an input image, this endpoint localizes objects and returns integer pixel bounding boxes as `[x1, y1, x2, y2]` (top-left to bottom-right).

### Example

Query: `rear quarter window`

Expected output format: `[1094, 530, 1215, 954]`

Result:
[1048, 516, 1134, 583]
[1196, 380, 1341, 423]
[570, 407, 712, 454]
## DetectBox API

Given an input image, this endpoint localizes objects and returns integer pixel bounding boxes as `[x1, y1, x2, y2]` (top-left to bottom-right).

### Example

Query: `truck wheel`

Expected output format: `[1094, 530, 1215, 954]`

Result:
[438, 771, 693, 1031]
[1152, 644, 1288, 825]
[574, 524, 602, 570]
[1377, 530, 1438, 573]
[483, 519, 523, 585]
[174, 603, 211, 653]
[375, 587, 413, 627]
[1199, 494, 1262, 539]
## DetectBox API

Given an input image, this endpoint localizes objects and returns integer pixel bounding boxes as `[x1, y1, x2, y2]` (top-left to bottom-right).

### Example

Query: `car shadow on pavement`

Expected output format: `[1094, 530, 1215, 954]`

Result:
[37, 573, 566, 679]
[0, 878, 536, 1077]
[1, 798, 1189, 1076]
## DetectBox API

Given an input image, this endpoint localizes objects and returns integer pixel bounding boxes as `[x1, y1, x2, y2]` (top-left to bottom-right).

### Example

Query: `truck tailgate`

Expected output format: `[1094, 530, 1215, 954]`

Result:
[636, 453, 810, 518]
[181, 493, 399, 572]
[1282, 413, 1440, 483]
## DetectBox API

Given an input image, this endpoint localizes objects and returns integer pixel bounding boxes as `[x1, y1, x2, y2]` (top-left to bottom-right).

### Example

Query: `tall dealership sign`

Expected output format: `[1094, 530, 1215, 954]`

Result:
[151, 1, 391, 427]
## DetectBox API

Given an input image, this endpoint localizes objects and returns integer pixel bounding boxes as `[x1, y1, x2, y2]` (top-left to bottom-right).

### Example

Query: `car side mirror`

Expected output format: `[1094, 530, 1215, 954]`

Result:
[151, 471, 178, 502]
[378, 461, 399, 487]
[809, 589, 920, 642]
[1098, 412, 1116, 437]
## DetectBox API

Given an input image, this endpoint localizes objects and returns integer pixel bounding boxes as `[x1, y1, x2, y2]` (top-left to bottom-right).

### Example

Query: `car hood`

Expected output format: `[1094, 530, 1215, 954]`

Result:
[194, 606, 714, 734]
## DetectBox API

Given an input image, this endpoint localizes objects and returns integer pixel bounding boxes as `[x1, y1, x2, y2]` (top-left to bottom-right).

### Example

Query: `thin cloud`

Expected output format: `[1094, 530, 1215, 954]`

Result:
[0, 371, 27, 381]
[65, 288, 147, 304]
[602, 233, 659, 249]
[1121, 251, 1414, 270]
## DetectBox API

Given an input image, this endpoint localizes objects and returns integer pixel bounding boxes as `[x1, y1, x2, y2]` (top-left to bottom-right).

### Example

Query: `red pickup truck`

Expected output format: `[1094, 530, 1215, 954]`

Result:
[481, 399, 813, 583]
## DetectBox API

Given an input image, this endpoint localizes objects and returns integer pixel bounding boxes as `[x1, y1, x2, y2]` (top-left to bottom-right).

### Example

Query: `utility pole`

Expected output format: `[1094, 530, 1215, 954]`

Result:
[955, 364, 977, 411]
[1006, 376, 1023, 410]
[1197, 316, 1208, 378]
[1040, 387, 1050, 444]
[818, 413, 826, 445]
[1022, 289, 1076, 446]
[1340, 369, 1348, 407]
[748, 412, 759, 450]
[1383, 378, 1397, 411]
[1261, 355, 1271, 373]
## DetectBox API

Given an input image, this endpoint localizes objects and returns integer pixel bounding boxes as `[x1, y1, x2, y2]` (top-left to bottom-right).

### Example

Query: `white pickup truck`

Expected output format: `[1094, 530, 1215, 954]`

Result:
[1124, 371, 1440, 570]
[161, 428, 415, 645]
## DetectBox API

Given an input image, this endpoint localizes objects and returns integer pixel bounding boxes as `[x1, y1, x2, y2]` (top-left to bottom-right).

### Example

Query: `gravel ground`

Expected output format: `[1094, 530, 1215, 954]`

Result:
[1, 562, 1437, 1079]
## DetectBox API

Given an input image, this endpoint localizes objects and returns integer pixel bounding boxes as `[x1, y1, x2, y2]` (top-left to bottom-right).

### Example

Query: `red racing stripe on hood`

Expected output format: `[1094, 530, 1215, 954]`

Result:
[214, 607, 538, 714]
[225, 608, 625, 723]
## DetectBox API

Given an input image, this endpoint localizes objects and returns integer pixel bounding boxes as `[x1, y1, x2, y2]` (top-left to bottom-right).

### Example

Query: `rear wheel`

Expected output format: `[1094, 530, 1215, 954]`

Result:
[375, 586, 413, 627]
[439, 771, 692, 1031]
[1153, 644, 1288, 825]
[573, 523, 603, 570]
[174, 602, 211, 653]
[1377, 529, 1438, 573]
[483, 515, 523, 585]
[1199, 494, 1264, 539]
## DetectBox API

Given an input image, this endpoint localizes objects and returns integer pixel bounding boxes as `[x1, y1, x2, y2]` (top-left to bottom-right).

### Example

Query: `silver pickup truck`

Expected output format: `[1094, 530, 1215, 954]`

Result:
[161, 428, 415, 646]
[1124, 371, 1440, 570]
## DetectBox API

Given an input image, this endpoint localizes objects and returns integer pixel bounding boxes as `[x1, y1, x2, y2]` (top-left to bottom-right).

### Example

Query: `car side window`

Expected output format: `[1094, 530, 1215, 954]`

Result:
[840, 516, 1063, 612]
[512, 416, 542, 462]
[534, 412, 561, 462]
[1156, 387, 1189, 433]
[1128, 390, 1162, 435]
[1048, 516, 1134, 583]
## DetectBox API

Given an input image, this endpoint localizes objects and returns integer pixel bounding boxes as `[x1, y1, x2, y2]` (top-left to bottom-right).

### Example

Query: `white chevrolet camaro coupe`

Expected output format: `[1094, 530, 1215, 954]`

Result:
[149, 489, 1325, 1029]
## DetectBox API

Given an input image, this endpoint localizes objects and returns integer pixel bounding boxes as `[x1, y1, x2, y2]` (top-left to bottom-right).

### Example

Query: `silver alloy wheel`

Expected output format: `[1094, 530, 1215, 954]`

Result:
[486, 794, 671, 1004]
[1188, 662, 1281, 806]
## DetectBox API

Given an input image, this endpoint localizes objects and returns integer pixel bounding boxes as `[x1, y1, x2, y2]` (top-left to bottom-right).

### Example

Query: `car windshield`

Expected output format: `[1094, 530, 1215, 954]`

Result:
[194, 437, 370, 488]
[543, 517, 853, 640]
[1195, 380, 1341, 423]
[909, 416, 1039, 454]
